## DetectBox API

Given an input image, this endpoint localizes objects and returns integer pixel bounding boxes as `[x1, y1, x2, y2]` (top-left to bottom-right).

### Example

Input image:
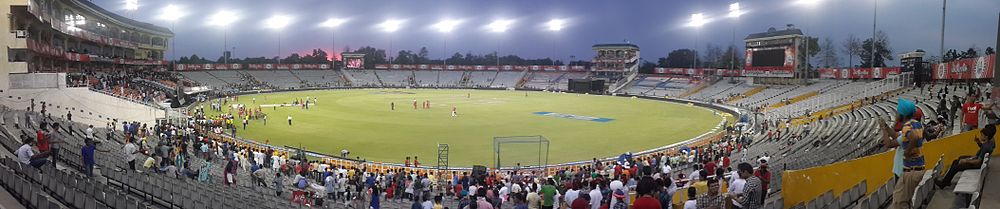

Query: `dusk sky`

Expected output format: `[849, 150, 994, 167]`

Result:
[96, 0, 999, 66]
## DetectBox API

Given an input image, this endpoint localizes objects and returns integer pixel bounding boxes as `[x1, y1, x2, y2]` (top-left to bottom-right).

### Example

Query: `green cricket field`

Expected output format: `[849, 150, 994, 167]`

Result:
[197, 89, 723, 167]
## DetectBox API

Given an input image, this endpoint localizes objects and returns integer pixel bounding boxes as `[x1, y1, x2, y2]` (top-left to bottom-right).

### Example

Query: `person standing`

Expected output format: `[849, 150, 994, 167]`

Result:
[287, 115, 293, 126]
[274, 172, 284, 197]
[81, 138, 110, 177]
[879, 99, 925, 209]
[527, 187, 542, 209]
[123, 137, 140, 172]
[962, 95, 984, 131]
[732, 163, 763, 209]
[452, 107, 457, 117]
[631, 177, 662, 209]
[696, 179, 724, 209]
[540, 179, 557, 209]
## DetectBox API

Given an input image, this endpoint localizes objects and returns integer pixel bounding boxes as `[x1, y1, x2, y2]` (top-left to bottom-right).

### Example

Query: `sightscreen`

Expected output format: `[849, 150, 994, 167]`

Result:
[751, 48, 786, 67]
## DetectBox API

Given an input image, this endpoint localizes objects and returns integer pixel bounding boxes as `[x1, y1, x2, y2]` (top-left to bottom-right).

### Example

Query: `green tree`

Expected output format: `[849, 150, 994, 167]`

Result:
[859, 31, 893, 67]
[664, 49, 698, 68]
[799, 36, 820, 69]
[417, 47, 430, 64]
[841, 34, 863, 68]
[818, 37, 839, 68]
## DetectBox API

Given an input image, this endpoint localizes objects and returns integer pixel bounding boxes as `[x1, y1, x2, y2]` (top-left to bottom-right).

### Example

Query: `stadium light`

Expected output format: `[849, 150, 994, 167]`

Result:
[728, 3, 745, 18]
[380, 19, 405, 65]
[124, 0, 138, 11]
[379, 19, 404, 32]
[265, 15, 293, 29]
[488, 19, 514, 33]
[546, 19, 566, 31]
[795, 0, 822, 6]
[321, 18, 348, 64]
[687, 13, 708, 27]
[208, 10, 239, 65]
[321, 18, 348, 28]
[159, 4, 186, 73]
[434, 19, 463, 66]
[158, 5, 186, 22]
[434, 19, 462, 33]
[265, 15, 293, 64]
[208, 10, 239, 27]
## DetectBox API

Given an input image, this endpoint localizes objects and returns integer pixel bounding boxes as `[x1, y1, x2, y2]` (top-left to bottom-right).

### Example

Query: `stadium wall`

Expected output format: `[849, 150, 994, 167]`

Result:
[781, 126, 1000, 208]
[0, 88, 165, 126]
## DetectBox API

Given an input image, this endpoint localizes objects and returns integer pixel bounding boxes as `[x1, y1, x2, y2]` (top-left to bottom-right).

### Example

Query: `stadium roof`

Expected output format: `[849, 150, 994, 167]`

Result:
[73, 0, 174, 36]
[592, 43, 640, 50]
[744, 27, 803, 41]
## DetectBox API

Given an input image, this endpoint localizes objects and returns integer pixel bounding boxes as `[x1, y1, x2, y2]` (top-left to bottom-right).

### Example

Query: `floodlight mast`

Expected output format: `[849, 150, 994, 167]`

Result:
[159, 5, 186, 71]
[687, 13, 707, 69]
[488, 20, 513, 66]
[434, 20, 461, 65]
[380, 20, 404, 66]
[322, 18, 347, 68]
[209, 10, 238, 65]
[266, 15, 293, 64]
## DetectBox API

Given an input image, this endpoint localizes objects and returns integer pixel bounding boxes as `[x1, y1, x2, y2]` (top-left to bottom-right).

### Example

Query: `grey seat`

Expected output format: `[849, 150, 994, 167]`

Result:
[36, 194, 50, 209]
[86, 197, 99, 209]
[74, 187, 87, 209]
[49, 199, 64, 209]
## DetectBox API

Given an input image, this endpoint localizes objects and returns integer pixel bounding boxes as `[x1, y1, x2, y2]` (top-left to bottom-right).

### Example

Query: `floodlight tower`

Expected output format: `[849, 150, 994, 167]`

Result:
[488, 19, 514, 66]
[727, 3, 745, 72]
[434, 19, 462, 65]
[380, 19, 404, 66]
[208, 10, 239, 65]
[687, 13, 708, 69]
[265, 15, 293, 64]
[321, 18, 348, 68]
[158, 5, 186, 70]
[795, 0, 822, 77]
[124, 0, 138, 18]
[546, 19, 566, 65]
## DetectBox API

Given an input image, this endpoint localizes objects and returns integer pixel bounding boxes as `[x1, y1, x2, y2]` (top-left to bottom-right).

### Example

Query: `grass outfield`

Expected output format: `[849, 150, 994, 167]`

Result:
[198, 89, 723, 167]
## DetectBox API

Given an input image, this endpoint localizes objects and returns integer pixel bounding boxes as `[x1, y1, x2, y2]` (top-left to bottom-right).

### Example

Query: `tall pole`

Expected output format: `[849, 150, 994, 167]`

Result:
[223, 28, 228, 65]
[870, 0, 878, 68]
[693, 30, 699, 69]
[389, 36, 393, 66]
[805, 28, 809, 79]
[277, 30, 282, 65]
[171, 22, 176, 71]
[496, 40, 501, 66]
[940, 0, 947, 60]
[731, 23, 736, 72]
[443, 37, 448, 66]
[330, 29, 337, 70]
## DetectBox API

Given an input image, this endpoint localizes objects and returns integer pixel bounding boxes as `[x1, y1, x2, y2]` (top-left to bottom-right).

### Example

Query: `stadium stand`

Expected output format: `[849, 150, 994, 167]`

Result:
[292, 70, 347, 87]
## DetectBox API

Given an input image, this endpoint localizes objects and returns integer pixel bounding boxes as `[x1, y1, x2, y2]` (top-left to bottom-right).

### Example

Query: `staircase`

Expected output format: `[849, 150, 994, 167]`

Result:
[512, 70, 531, 89]
[728, 86, 767, 103]
[680, 77, 719, 98]
[609, 61, 641, 93]
[459, 71, 471, 87]
[486, 71, 501, 87]
[372, 70, 386, 86]
[338, 69, 354, 86]
[767, 91, 819, 110]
